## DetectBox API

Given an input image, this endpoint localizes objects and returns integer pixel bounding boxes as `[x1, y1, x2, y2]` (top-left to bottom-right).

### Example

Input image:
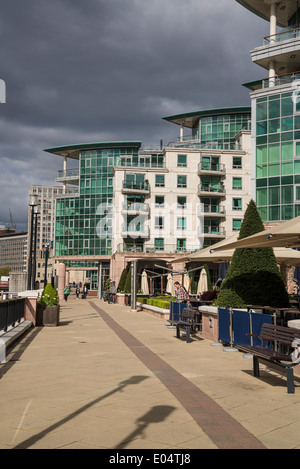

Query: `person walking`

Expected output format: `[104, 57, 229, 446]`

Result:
[64, 285, 70, 302]
[75, 286, 80, 300]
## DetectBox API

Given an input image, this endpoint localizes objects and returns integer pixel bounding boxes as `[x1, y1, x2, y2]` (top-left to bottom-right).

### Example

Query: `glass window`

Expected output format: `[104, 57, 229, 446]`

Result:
[177, 154, 187, 167]
[257, 145, 267, 164]
[155, 195, 164, 207]
[232, 198, 242, 210]
[232, 177, 242, 190]
[154, 238, 164, 251]
[281, 161, 293, 175]
[269, 163, 280, 176]
[155, 216, 164, 229]
[269, 186, 280, 205]
[282, 186, 293, 204]
[233, 157, 242, 168]
[177, 217, 186, 230]
[282, 142, 293, 160]
[257, 188, 267, 206]
[281, 98, 293, 117]
[177, 239, 186, 251]
[268, 99, 280, 119]
[269, 206, 280, 221]
[233, 219, 242, 231]
[269, 119, 280, 133]
[155, 174, 165, 187]
[268, 144, 280, 162]
[282, 205, 293, 220]
[257, 121, 267, 135]
[295, 186, 300, 201]
[177, 196, 187, 208]
[256, 101, 268, 121]
[177, 175, 187, 188]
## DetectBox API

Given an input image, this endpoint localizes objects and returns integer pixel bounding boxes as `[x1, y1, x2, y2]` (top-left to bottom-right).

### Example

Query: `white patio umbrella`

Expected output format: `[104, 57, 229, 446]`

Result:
[166, 273, 175, 296]
[141, 270, 149, 295]
[211, 215, 300, 251]
[197, 268, 208, 296]
[183, 273, 190, 291]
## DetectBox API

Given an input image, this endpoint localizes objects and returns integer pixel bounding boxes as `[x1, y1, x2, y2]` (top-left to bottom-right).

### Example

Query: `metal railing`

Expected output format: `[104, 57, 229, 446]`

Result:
[122, 181, 150, 191]
[264, 27, 300, 45]
[0, 298, 25, 332]
[198, 183, 225, 194]
[122, 202, 150, 213]
[57, 168, 79, 179]
[198, 162, 225, 173]
[117, 244, 200, 253]
[262, 70, 300, 88]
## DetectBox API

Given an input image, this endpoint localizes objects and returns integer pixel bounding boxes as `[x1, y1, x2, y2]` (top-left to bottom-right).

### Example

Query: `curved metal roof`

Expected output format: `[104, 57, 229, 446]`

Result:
[44, 141, 142, 159]
[236, 0, 298, 28]
[162, 106, 251, 128]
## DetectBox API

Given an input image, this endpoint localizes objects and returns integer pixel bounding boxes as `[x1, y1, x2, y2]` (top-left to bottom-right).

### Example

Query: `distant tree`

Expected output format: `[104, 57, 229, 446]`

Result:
[203, 264, 212, 291]
[216, 200, 289, 308]
[124, 266, 132, 293]
[0, 267, 10, 277]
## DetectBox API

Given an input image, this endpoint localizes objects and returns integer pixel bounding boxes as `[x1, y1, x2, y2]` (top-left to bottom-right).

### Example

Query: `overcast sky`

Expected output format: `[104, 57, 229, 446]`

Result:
[0, 0, 269, 232]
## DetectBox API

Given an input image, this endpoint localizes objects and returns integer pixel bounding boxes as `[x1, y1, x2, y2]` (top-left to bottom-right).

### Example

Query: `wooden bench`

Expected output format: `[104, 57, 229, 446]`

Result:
[237, 323, 300, 394]
[168, 308, 201, 343]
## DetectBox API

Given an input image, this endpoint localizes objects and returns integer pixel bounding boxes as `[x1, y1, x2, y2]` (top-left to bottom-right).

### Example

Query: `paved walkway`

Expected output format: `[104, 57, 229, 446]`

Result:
[0, 295, 300, 450]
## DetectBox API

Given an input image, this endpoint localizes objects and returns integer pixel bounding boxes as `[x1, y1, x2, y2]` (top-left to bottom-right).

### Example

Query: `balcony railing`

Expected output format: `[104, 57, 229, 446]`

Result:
[197, 183, 225, 195]
[263, 27, 300, 45]
[122, 202, 150, 213]
[262, 70, 300, 89]
[117, 244, 200, 254]
[122, 181, 150, 192]
[198, 204, 226, 215]
[198, 226, 226, 237]
[121, 224, 150, 238]
[198, 162, 225, 174]
[57, 168, 79, 179]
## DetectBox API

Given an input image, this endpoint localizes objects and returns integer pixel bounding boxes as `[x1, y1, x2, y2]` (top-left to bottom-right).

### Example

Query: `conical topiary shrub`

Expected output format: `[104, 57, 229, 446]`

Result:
[39, 283, 58, 306]
[117, 268, 128, 292]
[215, 200, 289, 308]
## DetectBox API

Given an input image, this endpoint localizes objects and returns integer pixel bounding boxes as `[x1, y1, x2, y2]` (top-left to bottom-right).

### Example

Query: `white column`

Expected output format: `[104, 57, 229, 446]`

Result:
[270, 2, 277, 38]
[63, 156, 67, 194]
[180, 124, 184, 142]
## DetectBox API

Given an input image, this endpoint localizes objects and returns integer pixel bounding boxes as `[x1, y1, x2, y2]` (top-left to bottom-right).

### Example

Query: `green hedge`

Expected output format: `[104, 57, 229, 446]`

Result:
[137, 297, 175, 310]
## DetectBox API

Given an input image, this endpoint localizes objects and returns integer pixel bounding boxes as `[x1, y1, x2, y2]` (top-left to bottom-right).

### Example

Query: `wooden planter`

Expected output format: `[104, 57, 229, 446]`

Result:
[37, 304, 60, 327]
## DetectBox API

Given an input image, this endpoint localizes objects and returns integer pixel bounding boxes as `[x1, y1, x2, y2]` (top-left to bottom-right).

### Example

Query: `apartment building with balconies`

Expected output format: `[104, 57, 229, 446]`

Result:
[44, 106, 251, 292]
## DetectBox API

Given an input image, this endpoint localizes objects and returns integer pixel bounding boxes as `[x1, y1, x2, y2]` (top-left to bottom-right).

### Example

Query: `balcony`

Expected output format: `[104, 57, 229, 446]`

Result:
[198, 226, 226, 238]
[263, 28, 300, 46]
[122, 181, 150, 195]
[198, 204, 226, 217]
[197, 183, 225, 197]
[262, 70, 300, 89]
[56, 168, 79, 185]
[198, 162, 225, 176]
[121, 224, 150, 238]
[116, 243, 199, 254]
[121, 202, 150, 215]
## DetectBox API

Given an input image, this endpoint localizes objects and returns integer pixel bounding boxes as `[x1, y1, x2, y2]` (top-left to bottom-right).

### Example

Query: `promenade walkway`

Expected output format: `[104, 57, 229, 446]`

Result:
[0, 295, 300, 450]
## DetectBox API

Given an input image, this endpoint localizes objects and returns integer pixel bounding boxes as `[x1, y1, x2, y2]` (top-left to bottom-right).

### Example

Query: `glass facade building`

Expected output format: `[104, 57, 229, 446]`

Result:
[239, 0, 300, 223]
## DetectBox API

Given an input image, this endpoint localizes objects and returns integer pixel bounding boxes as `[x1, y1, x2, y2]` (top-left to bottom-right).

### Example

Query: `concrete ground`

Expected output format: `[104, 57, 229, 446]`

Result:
[0, 293, 300, 450]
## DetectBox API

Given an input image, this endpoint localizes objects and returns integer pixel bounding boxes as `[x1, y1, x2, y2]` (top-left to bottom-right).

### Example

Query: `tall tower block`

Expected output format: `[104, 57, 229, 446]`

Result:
[239, 0, 300, 223]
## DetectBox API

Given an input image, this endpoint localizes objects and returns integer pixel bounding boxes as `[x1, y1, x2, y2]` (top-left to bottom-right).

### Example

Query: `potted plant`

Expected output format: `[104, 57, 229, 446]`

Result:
[37, 284, 60, 326]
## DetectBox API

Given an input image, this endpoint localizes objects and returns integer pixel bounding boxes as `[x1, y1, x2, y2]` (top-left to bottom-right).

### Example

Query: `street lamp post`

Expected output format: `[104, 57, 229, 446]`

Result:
[44, 242, 50, 286]
[27, 194, 38, 290]
[31, 204, 40, 290]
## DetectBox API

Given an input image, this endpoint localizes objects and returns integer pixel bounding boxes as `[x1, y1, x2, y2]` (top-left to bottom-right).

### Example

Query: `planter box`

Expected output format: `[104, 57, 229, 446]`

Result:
[37, 305, 60, 327]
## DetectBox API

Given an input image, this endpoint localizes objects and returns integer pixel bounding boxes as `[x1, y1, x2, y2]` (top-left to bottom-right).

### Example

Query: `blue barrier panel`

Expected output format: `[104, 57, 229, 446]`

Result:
[169, 302, 186, 322]
[218, 308, 231, 343]
[232, 310, 250, 346]
[250, 312, 272, 346]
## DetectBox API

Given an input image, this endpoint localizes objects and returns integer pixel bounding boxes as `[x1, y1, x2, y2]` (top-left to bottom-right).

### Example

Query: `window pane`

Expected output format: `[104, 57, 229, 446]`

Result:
[269, 206, 280, 221]
[177, 154, 187, 167]
[257, 188, 267, 206]
[256, 164, 268, 178]
[257, 145, 267, 164]
[257, 121, 267, 135]
[232, 177, 242, 189]
[269, 187, 280, 204]
[281, 142, 293, 160]
[269, 119, 280, 133]
[282, 186, 293, 204]
[268, 144, 280, 161]
[257, 101, 267, 120]
[268, 99, 280, 119]
[281, 98, 293, 117]
[269, 163, 280, 176]
[281, 161, 293, 175]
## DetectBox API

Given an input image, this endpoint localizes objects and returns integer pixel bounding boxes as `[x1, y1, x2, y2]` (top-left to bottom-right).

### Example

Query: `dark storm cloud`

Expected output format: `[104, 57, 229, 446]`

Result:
[0, 0, 268, 230]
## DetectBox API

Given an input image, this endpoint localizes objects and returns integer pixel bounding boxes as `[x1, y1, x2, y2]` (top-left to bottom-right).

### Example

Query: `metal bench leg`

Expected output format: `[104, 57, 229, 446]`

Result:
[253, 356, 259, 377]
[286, 368, 295, 394]
[176, 326, 180, 339]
